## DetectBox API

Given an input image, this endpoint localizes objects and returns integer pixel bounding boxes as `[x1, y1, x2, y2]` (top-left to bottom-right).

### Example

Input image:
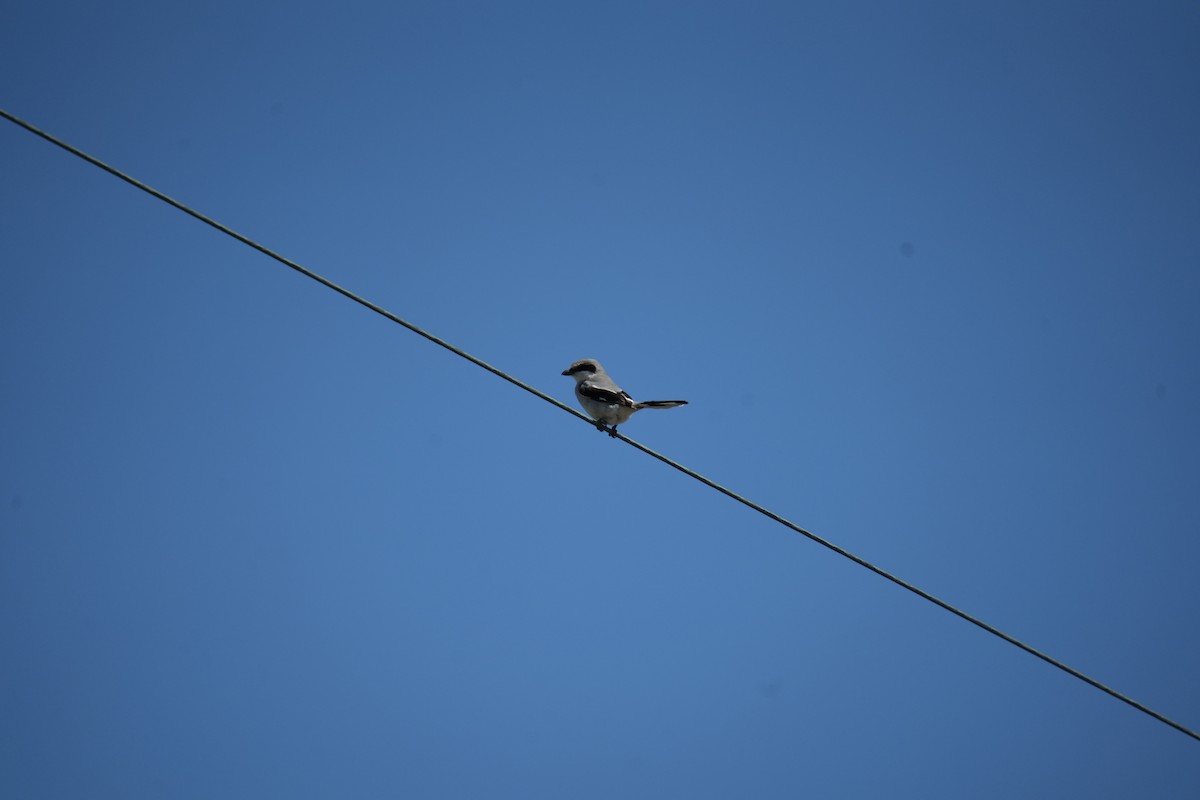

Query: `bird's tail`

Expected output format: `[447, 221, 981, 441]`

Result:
[634, 400, 688, 410]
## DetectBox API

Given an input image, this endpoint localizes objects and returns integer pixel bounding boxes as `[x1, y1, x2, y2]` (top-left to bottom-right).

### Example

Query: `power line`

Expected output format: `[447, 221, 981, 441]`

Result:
[3, 106, 1197, 744]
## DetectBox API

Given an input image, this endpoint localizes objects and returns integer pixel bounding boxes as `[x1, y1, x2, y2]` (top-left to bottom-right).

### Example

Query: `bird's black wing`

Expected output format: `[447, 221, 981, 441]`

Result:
[579, 384, 636, 407]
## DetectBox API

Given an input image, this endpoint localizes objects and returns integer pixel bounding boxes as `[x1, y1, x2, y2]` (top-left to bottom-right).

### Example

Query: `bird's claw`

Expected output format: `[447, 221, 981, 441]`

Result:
[593, 420, 619, 437]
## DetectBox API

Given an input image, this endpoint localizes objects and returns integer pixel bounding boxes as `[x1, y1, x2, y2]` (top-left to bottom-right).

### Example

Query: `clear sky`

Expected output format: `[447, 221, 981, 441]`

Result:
[3, 2, 1199, 797]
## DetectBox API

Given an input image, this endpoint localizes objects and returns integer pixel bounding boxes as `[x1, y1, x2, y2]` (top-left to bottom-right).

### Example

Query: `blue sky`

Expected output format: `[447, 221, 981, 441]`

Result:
[3, 2, 1199, 797]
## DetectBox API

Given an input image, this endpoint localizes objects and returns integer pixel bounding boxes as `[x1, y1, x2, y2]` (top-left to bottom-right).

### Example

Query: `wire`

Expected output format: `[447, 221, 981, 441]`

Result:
[0, 109, 591, 425]
[3, 106, 1197, 744]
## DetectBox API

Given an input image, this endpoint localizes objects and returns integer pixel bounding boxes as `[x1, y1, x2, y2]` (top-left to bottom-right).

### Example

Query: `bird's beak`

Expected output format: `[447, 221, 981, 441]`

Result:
[561, 369, 572, 376]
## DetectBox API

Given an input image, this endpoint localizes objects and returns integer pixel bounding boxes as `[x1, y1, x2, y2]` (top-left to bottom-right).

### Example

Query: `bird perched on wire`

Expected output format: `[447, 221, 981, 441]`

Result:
[562, 359, 688, 436]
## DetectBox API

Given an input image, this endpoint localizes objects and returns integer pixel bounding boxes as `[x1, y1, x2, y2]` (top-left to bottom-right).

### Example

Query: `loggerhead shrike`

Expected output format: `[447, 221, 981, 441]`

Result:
[562, 358, 687, 436]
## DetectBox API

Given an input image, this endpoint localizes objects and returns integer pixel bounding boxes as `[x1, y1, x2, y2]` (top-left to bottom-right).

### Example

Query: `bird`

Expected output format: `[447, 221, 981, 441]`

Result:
[561, 358, 687, 436]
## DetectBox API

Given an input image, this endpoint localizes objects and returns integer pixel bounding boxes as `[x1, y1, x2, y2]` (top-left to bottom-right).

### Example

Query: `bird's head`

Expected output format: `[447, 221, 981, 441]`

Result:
[562, 359, 603, 383]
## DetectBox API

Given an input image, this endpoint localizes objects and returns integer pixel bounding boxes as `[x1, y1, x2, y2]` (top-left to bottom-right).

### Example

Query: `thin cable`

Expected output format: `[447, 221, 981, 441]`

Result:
[3, 106, 1197, 744]
[613, 430, 1200, 742]
[0, 108, 592, 426]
